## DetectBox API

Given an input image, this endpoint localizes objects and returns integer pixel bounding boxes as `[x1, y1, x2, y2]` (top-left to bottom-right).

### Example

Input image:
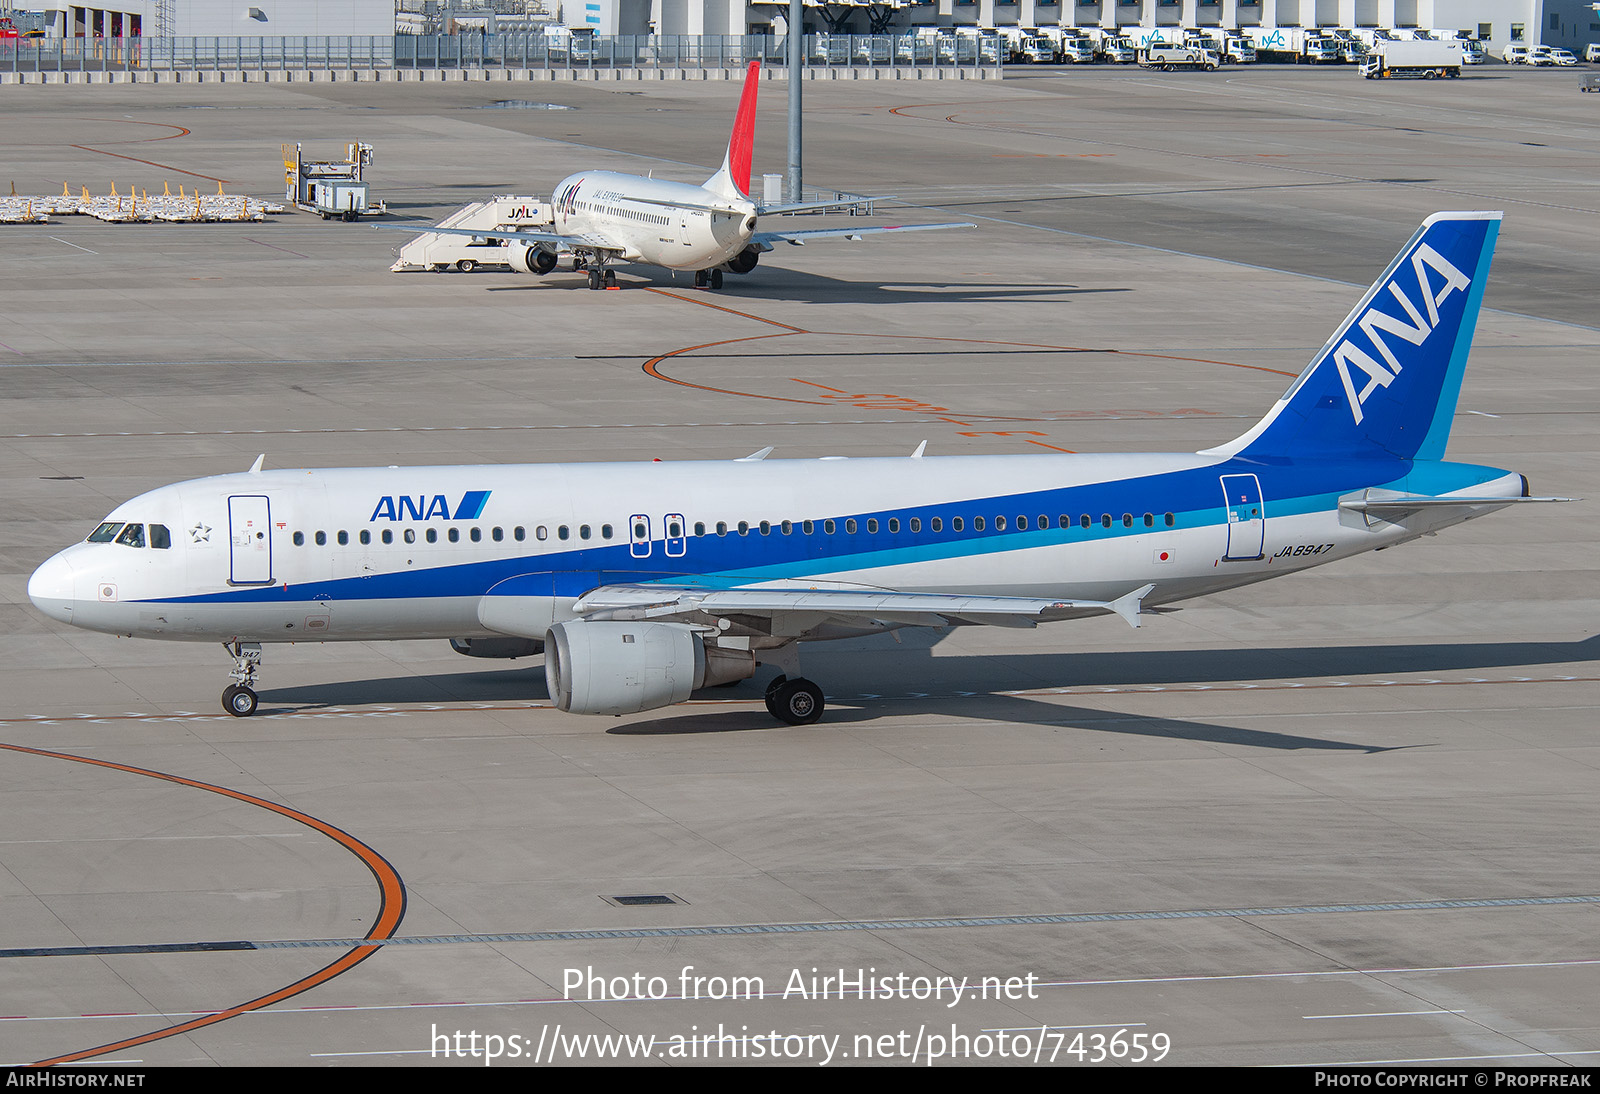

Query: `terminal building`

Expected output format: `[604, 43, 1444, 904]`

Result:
[27, 0, 392, 38]
[572, 0, 1600, 53]
[20, 0, 1599, 54]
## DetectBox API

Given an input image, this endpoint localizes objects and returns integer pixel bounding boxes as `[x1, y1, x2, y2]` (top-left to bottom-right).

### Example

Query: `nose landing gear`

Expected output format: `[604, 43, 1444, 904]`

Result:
[221, 640, 262, 717]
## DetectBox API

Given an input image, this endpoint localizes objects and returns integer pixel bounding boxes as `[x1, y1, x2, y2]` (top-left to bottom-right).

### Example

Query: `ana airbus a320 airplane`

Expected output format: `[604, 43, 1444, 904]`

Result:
[391, 59, 973, 289]
[29, 212, 1567, 725]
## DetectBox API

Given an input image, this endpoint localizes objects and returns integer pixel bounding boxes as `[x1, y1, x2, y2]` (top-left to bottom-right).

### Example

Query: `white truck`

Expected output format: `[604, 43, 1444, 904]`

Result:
[1091, 30, 1139, 64]
[1055, 33, 1097, 64]
[390, 196, 556, 273]
[1242, 26, 1343, 64]
[1139, 43, 1219, 71]
[1184, 30, 1256, 63]
[1360, 39, 1463, 78]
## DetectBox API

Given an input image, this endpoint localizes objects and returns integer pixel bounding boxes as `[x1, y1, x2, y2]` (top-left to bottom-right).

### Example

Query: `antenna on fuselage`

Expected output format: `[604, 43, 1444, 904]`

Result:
[248, 454, 265, 474]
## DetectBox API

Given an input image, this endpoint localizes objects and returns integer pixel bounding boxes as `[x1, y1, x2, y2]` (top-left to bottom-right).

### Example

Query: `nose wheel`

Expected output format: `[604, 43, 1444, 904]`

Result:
[221, 640, 262, 717]
[222, 684, 258, 717]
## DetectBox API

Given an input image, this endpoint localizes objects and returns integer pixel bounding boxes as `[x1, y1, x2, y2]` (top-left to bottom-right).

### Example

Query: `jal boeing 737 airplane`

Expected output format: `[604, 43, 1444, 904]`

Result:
[389, 60, 973, 289]
[28, 212, 1568, 725]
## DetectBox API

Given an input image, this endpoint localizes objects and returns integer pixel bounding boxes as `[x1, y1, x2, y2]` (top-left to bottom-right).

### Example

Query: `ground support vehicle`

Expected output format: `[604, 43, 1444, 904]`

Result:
[1361, 40, 1463, 78]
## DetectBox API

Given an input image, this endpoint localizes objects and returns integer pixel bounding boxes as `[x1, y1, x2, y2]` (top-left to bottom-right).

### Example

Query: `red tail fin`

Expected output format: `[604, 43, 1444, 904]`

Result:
[705, 60, 760, 199]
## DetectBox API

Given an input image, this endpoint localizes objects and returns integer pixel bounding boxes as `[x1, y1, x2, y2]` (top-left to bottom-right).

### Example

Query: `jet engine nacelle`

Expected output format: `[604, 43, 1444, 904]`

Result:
[450, 637, 543, 659]
[505, 243, 559, 275]
[723, 246, 760, 275]
[544, 619, 755, 715]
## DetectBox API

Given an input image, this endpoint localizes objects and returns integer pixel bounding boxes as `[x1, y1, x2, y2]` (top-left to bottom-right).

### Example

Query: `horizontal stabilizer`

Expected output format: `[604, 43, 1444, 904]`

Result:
[755, 222, 975, 247]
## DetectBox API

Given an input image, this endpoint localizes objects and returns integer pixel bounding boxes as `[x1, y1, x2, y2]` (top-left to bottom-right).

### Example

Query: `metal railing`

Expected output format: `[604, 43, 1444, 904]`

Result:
[0, 33, 1001, 74]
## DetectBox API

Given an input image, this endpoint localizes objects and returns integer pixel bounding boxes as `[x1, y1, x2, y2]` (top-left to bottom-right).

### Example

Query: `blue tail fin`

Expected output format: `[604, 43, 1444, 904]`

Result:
[1210, 212, 1501, 462]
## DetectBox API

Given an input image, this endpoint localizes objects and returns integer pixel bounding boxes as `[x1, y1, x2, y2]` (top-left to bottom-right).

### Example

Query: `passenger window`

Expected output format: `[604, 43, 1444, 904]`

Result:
[449, 528, 461, 543]
[952, 517, 963, 532]
[717, 522, 728, 536]
[293, 531, 305, 547]
[845, 519, 857, 534]
[87, 522, 123, 543]
[382, 530, 394, 545]
[537, 525, 548, 541]
[738, 521, 749, 536]
[1081, 515, 1091, 529]
[995, 516, 1006, 531]
[404, 529, 416, 544]
[781, 520, 792, 535]
[115, 523, 145, 548]
[1165, 513, 1176, 527]
[1016, 516, 1028, 530]
[1144, 513, 1154, 528]
[866, 519, 878, 534]
[909, 518, 920, 533]
[802, 520, 814, 535]
[515, 527, 526, 541]
[425, 528, 437, 543]
[315, 531, 326, 546]
[930, 517, 941, 533]
[974, 517, 985, 532]
[558, 526, 570, 540]
[579, 525, 591, 540]
[493, 527, 504, 542]
[150, 524, 172, 550]
[338, 530, 349, 545]
[759, 521, 770, 536]
[888, 518, 899, 534]
[824, 519, 835, 535]
[1101, 514, 1112, 529]
[360, 530, 371, 545]
[1123, 514, 1133, 528]
[694, 522, 706, 536]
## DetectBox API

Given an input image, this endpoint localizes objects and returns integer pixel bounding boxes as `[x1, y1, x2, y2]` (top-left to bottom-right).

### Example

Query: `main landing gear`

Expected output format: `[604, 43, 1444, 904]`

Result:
[221, 640, 262, 717]
[764, 674, 825, 726]
[586, 267, 618, 290]
[693, 268, 724, 290]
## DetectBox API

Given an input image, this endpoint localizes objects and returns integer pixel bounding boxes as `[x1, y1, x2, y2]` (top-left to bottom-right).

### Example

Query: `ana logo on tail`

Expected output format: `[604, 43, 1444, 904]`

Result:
[1333, 243, 1471, 425]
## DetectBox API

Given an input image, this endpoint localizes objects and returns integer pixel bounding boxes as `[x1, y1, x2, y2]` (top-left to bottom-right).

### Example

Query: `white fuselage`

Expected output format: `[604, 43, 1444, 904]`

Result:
[26, 452, 1523, 647]
[550, 170, 757, 270]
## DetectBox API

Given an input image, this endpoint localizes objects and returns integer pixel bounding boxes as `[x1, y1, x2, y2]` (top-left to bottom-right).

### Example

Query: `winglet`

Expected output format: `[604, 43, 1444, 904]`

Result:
[703, 60, 761, 200]
[737, 446, 774, 462]
[248, 454, 265, 474]
[1109, 583, 1155, 629]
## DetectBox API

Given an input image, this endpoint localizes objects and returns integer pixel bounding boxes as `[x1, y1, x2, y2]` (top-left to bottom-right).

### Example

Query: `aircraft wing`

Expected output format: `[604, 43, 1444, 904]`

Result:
[755, 196, 892, 215]
[569, 583, 1155, 632]
[752, 222, 976, 247]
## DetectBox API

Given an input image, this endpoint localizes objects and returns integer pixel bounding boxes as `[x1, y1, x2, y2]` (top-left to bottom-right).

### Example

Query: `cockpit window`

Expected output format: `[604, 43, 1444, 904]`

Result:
[150, 524, 172, 550]
[87, 522, 123, 543]
[115, 523, 145, 548]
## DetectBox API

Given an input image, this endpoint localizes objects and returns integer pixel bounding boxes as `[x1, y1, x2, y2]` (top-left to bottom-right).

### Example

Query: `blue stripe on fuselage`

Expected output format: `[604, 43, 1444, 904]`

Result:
[143, 456, 1508, 606]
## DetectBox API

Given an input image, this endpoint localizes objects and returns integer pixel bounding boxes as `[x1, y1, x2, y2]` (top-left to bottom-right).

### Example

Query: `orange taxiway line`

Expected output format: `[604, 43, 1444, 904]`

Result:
[0, 743, 406, 1067]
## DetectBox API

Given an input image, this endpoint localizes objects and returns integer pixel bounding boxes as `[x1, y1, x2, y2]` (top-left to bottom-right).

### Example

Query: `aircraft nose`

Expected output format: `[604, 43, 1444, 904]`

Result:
[28, 551, 77, 624]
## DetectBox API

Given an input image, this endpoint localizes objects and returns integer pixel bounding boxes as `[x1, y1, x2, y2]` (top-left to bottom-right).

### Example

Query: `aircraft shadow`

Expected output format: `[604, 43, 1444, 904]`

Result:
[253, 634, 1596, 749]
[479, 271, 1131, 306]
